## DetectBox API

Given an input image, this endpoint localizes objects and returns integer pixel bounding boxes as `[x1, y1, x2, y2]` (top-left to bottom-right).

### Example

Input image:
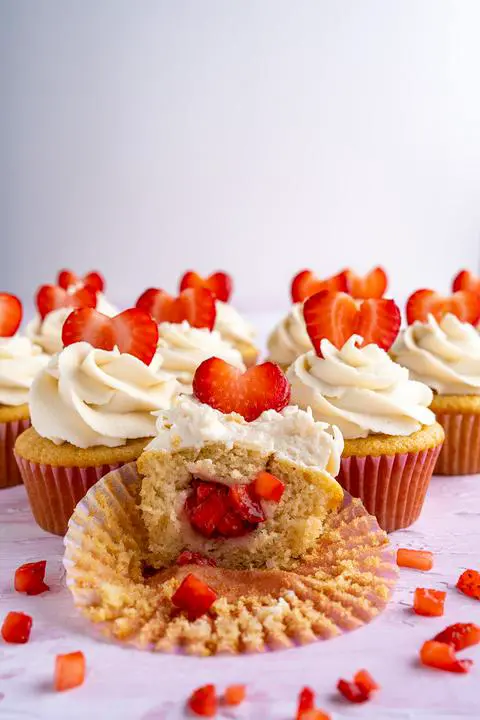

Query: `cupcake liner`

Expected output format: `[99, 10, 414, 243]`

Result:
[0, 417, 30, 489]
[434, 412, 480, 475]
[14, 456, 123, 536]
[338, 445, 442, 533]
[63, 463, 397, 656]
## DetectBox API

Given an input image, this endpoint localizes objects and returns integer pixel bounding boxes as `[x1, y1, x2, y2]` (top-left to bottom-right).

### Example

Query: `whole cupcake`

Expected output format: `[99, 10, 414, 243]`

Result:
[287, 290, 444, 532]
[392, 286, 480, 475]
[15, 307, 179, 534]
[0, 294, 49, 488]
[136, 286, 245, 391]
[178, 271, 258, 367]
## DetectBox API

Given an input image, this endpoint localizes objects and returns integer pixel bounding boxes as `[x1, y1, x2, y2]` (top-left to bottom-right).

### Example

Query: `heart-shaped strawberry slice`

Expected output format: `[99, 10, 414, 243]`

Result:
[179, 271, 233, 303]
[406, 289, 480, 325]
[61, 308, 159, 364]
[193, 358, 290, 421]
[35, 285, 97, 320]
[0, 293, 23, 337]
[57, 269, 105, 293]
[291, 270, 348, 303]
[452, 270, 480, 295]
[303, 291, 401, 355]
[345, 266, 388, 299]
[136, 287, 216, 330]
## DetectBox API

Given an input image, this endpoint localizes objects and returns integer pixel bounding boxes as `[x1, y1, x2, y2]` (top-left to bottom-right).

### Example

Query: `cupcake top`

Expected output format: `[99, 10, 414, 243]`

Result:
[214, 300, 256, 347]
[30, 341, 179, 448]
[0, 335, 49, 407]
[288, 336, 435, 439]
[392, 313, 480, 395]
[267, 302, 312, 366]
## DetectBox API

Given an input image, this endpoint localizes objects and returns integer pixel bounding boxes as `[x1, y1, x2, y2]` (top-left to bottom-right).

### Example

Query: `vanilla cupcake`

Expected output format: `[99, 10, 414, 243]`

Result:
[213, 301, 258, 366]
[266, 302, 312, 370]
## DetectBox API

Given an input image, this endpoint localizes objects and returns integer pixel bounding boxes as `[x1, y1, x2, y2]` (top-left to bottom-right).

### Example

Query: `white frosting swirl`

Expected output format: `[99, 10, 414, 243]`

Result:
[214, 301, 256, 346]
[287, 336, 435, 439]
[29, 342, 179, 448]
[0, 336, 49, 407]
[147, 395, 343, 477]
[267, 303, 312, 366]
[155, 321, 245, 391]
[392, 313, 480, 395]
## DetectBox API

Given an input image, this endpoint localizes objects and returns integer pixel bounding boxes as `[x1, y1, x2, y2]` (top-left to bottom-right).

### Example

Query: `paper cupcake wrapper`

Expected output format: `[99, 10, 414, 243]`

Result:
[63, 462, 397, 656]
[0, 417, 30, 489]
[434, 412, 480, 475]
[15, 456, 123, 536]
[338, 445, 442, 533]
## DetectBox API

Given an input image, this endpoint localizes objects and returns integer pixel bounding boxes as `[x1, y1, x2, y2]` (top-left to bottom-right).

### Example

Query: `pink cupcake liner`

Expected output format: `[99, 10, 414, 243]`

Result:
[0, 417, 31, 489]
[435, 412, 480, 475]
[337, 444, 442, 532]
[14, 456, 123, 536]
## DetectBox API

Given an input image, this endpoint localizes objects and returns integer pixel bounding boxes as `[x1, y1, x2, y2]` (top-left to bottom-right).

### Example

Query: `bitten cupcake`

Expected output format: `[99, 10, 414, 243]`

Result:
[15, 307, 179, 534]
[392, 287, 480, 475]
[287, 290, 444, 532]
[0, 294, 49, 488]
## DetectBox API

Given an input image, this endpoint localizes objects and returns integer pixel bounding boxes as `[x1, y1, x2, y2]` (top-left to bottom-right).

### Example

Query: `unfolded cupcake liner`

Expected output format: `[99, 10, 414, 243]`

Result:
[0, 417, 31, 489]
[14, 456, 123, 536]
[63, 462, 398, 656]
[434, 412, 480, 475]
[338, 445, 442, 533]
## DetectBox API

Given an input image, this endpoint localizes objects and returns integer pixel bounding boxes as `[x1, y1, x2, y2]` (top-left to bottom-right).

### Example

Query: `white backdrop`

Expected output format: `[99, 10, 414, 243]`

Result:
[2, 0, 480, 314]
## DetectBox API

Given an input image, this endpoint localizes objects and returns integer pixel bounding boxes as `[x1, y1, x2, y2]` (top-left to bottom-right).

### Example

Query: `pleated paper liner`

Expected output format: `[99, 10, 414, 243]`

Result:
[64, 462, 397, 656]
[435, 412, 480, 475]
[0, 417, 30, 488]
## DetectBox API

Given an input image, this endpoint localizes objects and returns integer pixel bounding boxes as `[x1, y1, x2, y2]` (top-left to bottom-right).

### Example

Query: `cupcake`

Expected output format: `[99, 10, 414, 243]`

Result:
[392, 287, 480, 475]
[266, 302, 313, 370]
[15, 307, 179, 534]
[136, 286, 245, 391]
[287, 290, 444, 531]
[0, 294, 49, 488]
[178, 271, 259, 366]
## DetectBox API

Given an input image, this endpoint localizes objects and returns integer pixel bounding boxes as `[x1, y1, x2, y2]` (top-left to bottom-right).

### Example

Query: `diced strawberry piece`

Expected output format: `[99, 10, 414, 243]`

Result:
[14, 560, 49, 595]
[188, 684, 218, 717]
[452, 269, 480, 295]
[406, 289, 480, 325]
[297, 687, 315, 718]
[456, 569, 480, 600]
[176, 551, 217, 567]
[420, 641, 473, 673]
[223, 685, 246, 706]
[353, 669, 379, 694]
[413, 588, 446, 617]
[193, 359, 290, 422]
[216, 512, 250, 537]
[57, 269, 105, 293]
[291, 270, 349, 303]
[345, 267, 388, 299]
[1, 611, 32, 644]
[303, 291, 401, 355]
[434, 623, 480, 651]
[251, 471, 285, 502]
[54, 651, 86, 691]
[188, 491, 228, 538]
[172, 574, 217, 621]
[194, 480, 217, 502]
[179, 271, 233, 303]
[0, 293, 23, 337]
[228, 485, 265, 523]
[136, 287, 216, 330]
[61, 308, 158, 365]
[337, 679, 370, 703]
[397, 548, 434, 571]
[35, 284, 98, 320]
[298, 712, 331, 720]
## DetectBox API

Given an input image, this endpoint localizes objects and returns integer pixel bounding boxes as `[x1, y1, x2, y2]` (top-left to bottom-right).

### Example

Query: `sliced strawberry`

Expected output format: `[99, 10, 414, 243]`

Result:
[223, 685, 246, 706]
[1, 611, 32, 644]
[35, 284, 97, 320]
[14, 560, 49, 595]
[187, 490, 227, 538]
[452, 269, 480, 295]
[337, 679, 369, 704]
[345, 266, 388, 299]
[136, 287, 216, 330]
[304, 291, 401, 355]
[61, 308, 158, 365]
[297, 687, 315, 719]
[406, 289, 480, 325]
[172, 573, 217, 621]
[433, 623, 480, 651]
[57, 269, 79, 289]
[420, 641, 473, 673]
[193, 358, 290, 422]
[413, 588, 446, 617]
[83, 271, 104, 293]
[176, 551, 217, 567]
[228, 485, 265, 523]
[251, 471, 285, 502]
[456, 569, 480, 600]
[54, 651, 86, 691]
[188, 684, 218, 717]
[57, 269, 105, 293]
[397, 549, 434, 572]
[291, 269, 348, 303]
[353, 670, 379, 694]
[0, 293, 22, 337]
[179, 271, 233, 303]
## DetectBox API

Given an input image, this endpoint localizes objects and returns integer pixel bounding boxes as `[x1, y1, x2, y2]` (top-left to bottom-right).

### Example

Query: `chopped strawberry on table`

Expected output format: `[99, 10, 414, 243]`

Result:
[179, 271, 233, 303]
[1, 611, 32, 644]
[223, 684, 246, 706]
[456, 569, 480, 600]
[433, 623, 480, 651]
[397, 548, 434, 571]
[54, 651, 86, 691]
[171, 573, 217, 621]
[188, 684, 218, 717]
[354, 669, 380, 694]
[413, 588, 446, 616]
[337, 670, 380, 703]
[420, 641, 473, 673]
[14, 560, 49, 595]
[297, 686, 315, 718]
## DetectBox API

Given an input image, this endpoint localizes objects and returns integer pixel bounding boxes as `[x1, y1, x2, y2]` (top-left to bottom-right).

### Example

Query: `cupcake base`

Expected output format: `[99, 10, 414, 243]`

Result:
[434, 412, 480, 475]
[0, 404, 31, 488]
